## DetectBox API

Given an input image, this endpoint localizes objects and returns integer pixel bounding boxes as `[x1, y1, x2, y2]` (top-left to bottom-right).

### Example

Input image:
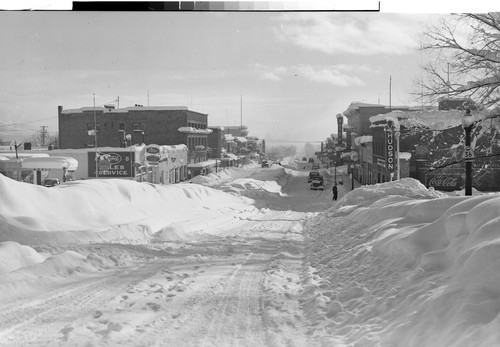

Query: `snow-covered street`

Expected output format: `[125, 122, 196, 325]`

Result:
[1, 159, 500, 346]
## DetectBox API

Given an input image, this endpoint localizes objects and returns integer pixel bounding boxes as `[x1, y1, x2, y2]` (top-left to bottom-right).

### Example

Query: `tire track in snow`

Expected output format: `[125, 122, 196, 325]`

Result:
[0, 260, 172, 346]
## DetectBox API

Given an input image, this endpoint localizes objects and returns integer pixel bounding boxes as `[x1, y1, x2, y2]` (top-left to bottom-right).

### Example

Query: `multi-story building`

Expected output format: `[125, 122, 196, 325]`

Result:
[207, 126, 225, 159]
[58, 105, 211, 164]
[343, 102, 411, 136]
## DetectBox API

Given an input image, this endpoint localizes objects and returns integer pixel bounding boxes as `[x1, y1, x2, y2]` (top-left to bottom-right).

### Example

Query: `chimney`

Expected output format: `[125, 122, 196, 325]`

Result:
[58, 105, 63, 116]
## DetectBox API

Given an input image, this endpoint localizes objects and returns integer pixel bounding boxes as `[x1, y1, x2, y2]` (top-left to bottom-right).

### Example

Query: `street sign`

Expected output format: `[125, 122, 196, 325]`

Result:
[462, 146, 475, 161]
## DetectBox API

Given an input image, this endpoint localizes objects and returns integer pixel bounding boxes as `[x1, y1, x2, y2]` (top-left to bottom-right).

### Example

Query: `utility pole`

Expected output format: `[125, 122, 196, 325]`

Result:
[40, 126, 48, 147]
[389, 75, 392, 111]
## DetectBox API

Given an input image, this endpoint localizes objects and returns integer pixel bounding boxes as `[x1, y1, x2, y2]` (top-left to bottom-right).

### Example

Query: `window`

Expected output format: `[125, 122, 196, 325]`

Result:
[119, 123, 125, 131]
[133, 123, 140, 130]
[87, 122, 100, 131]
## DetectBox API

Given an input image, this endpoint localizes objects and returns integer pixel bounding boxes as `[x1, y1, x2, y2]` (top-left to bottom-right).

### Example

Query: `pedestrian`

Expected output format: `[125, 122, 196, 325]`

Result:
[332, 184, 338, 201]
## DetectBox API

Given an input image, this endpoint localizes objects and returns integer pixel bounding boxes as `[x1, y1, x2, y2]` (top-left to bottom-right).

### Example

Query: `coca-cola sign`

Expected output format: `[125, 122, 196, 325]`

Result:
[426, 174, 463, 191]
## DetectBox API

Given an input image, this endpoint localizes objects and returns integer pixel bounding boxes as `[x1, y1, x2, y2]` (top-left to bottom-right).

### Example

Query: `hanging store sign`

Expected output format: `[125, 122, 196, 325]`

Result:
[386, 129, 395, 173]
[337, 116, 343, 145]
[145, 144, 161, 166]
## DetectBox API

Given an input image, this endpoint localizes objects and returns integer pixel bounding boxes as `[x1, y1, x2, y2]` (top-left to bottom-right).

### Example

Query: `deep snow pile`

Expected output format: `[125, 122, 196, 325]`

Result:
[2, 166, 500, 346]
[0, 173, 258, 244]
[303, 178, 500, 346]
[335, 177, 448, 209]
[277, 156, 299, 170]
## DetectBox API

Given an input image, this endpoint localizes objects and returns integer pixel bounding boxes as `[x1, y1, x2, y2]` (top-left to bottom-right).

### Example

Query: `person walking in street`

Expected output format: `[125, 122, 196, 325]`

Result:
[332, 184, 338, 201]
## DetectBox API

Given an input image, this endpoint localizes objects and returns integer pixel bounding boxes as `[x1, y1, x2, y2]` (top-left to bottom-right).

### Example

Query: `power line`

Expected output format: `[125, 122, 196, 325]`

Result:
[0, 116, 57, 129]
[429, 153, 500, 172]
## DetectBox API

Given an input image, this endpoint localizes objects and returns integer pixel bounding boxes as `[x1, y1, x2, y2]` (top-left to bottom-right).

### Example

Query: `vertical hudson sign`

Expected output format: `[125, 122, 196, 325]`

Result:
[386, 129, 395, 173]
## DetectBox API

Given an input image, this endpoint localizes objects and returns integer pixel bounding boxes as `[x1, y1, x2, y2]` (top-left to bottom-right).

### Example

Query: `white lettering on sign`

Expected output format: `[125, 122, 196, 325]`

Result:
[428, 177, 460, 188]
[386, 130, 395, 172]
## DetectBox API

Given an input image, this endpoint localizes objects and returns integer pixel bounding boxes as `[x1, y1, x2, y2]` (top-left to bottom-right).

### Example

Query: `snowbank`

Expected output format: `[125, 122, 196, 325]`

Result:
[304, 178, 500, 346]
[0, 174, 257, 244]
[335, 177, 447, 210]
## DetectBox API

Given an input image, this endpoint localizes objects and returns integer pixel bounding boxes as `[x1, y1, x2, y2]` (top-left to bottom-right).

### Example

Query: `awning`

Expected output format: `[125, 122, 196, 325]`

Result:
[21, 156, 79, 171]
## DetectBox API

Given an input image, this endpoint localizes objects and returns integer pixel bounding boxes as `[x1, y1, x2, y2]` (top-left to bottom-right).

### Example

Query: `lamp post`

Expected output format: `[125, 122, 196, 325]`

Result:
[462, 108, 474, 196]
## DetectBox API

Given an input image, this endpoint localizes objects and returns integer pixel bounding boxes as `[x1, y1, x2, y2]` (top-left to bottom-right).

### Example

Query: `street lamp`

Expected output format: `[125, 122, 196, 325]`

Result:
[462, 108, 475, 196]
[125, 133, 132, 146]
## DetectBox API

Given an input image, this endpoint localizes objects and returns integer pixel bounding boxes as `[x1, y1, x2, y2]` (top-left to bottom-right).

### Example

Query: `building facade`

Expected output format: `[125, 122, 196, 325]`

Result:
[343, 102, 410, 136]
[58, 105, 210, 164]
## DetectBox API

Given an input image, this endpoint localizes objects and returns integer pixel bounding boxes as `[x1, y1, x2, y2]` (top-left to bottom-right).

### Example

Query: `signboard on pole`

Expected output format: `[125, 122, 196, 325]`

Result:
[386, 129, 395, 173]
[145, 144, 161, 166]
[462, 146, 475, 162]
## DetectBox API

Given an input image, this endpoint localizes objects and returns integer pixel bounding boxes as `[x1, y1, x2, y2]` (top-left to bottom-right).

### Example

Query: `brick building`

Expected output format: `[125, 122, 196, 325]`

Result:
[58, 105, 210, 164]
[207, 126, 225, 159]
[343, 102, 411, 136]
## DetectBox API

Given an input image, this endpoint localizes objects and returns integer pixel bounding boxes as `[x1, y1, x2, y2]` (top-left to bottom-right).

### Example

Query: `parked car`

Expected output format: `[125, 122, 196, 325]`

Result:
[308, 170, 321, 183]
[308, 158, 314, 163]
[43, 178, 60, 187]
[312, 163, 320, 170]
[261, 160, 269, 168]
[310, 176, 324, 190]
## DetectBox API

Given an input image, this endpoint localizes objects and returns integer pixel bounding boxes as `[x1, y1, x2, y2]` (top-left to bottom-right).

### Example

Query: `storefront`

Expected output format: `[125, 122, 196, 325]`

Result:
[0, 155, 79, 185]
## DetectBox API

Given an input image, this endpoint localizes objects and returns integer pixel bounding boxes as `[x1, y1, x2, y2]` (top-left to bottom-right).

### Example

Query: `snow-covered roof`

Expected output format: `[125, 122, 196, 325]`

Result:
[61, 106, 189, 114]
[370, 109, 491, 131]
[178, 127, 213, 135]
[235, 137, 247, 143]
[21, 156, 78, 171]
[399, 152, 412, 160]
[354, 136, 373, 146]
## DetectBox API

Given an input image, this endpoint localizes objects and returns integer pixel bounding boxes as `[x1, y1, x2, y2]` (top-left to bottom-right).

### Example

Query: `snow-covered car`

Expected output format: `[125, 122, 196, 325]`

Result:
[311, 163, 320, 170]
[310, 177, 324, 190]
[261, 160, 269, 168]
[308, 170, 321, 183]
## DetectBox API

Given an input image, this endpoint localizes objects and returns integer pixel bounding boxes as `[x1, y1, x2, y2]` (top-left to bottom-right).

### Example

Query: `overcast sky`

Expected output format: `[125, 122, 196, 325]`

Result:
[0, 2, 498, 143]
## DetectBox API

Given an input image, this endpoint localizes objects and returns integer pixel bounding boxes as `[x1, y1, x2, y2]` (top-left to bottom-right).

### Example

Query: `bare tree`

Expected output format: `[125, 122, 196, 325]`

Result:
[416, 13, 500, 108]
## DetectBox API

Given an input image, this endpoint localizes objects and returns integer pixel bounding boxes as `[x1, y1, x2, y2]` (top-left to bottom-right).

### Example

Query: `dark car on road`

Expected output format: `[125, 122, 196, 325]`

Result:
[261, 160, 269, 168]
[308, 170, 321, 183]
[43, 178, 60, 187]
[310, 176, 324, 190]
